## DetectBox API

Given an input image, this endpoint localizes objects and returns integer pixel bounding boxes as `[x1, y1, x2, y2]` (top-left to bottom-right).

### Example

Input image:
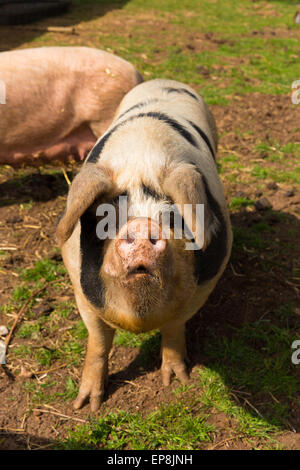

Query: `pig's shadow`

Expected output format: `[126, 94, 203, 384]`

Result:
[0, 0, 130, 51]
[0, 170, 71, 207]
[0, 431, 53, 450]
[106, 208, 300, 432]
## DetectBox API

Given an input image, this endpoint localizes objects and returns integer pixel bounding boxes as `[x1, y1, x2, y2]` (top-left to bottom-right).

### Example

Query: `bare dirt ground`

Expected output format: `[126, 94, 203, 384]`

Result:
[0, 10, 299, 450]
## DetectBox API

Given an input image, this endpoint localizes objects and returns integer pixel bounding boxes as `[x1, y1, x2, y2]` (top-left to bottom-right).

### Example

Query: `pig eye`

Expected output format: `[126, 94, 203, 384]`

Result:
[150, 238, 158, 245]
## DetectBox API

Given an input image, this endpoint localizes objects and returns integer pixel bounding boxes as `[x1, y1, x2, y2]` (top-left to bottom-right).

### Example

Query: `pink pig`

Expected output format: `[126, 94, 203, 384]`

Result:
[0, 47, 142, 165]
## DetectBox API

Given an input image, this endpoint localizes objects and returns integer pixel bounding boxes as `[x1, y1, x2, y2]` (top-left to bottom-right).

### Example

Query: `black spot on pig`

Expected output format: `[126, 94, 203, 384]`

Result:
[80, 210, 105, 308]
[193, 173, 228, 284]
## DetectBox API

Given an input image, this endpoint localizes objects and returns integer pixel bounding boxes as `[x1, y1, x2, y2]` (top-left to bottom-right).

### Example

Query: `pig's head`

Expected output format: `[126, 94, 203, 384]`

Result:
[56, 162, 225, 332]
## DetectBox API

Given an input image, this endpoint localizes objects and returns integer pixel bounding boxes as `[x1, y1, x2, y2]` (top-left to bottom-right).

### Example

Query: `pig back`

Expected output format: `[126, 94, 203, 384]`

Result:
[0, 47, 143, 156]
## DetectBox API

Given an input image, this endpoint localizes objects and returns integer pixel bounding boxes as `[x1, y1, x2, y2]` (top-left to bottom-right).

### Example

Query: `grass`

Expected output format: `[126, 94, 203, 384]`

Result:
[252, 141, 300, 185]
[2, 258, 86, 371]
[232, 225, 266, 252]
[201, 309, 300, 436]
[204, 322, 298, 403]
[114, 329, 161, 367]
[57, 399, 214, 450]
[229, 196, 255, 211]
[23, 376, 78, 404]
[251, 164, 300, 185]
[20, 259, 66, 283]
[255, 141, 300, 163]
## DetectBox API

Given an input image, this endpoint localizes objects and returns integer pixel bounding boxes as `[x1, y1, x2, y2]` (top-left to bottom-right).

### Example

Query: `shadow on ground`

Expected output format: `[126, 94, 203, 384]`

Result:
[0, 0, 130, 51]
[0, 431, 54, 450]
[0, 170, 73, 206]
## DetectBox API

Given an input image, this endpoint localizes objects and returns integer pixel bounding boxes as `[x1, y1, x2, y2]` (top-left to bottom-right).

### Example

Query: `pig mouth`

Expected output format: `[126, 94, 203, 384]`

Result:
[126, 264, 154, 278]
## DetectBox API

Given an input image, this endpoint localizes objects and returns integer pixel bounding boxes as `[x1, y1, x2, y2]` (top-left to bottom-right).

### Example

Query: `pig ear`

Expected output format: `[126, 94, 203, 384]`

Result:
[56, 163, 114, 247]
[162, 164, 218, 250]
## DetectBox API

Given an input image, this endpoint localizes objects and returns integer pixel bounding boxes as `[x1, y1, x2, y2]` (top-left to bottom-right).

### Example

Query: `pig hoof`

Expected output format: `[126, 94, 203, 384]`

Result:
[74, 389, 104, 412]
[161, 361, 189, 387]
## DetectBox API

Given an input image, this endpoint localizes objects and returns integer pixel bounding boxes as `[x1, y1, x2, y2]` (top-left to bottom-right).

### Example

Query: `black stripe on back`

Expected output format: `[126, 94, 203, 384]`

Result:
[164, 87, 199, 102]
[80, 210, 105, 308]
[117, 99, 158, 120]
[193, 171, 228, 284]
[142, 111, 198, 148]
[187, 121, 216, 161]
[87, 111, 199, 163]
[87, 129, 114, 163]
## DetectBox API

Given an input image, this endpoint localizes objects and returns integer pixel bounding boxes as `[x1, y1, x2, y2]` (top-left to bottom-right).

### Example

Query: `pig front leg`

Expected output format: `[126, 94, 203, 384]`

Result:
[73, 301, 115, 412]
[160, 324, 189, 386]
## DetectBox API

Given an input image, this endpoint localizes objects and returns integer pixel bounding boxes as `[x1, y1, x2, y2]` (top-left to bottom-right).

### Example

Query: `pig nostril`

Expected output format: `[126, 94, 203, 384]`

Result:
[136, 265, 148, 273]
[150, 238, 157, 245]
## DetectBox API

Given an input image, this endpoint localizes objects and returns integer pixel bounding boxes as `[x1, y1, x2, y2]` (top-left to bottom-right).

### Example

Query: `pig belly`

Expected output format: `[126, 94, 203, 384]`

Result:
[0, 123, 97, 166]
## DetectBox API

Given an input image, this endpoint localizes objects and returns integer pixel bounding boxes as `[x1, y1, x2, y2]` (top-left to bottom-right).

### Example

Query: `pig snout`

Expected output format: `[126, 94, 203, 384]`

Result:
[116, 218, 167, 274]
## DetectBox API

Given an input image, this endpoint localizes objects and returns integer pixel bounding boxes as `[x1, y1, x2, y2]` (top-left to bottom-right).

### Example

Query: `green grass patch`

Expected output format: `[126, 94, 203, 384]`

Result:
[232, 225, 266, 252]
[16, 323, 41, 339]
[255, 141, 300, 162]
[12, 285, 32, 302]
[23, 376, 79, 405]
[251, 164, 300, 185]
[20, 258, 66, 283]
[203, 313, 300, 429]
[198, 368, 280, 440]
[13, 344, 32, 358]
[114, 329, 161, 367]
[0, 258, 67, 319]
[57, 400, 214, 450]
[53, 301, 77, 320]
[223, 155, 239, 163]
[113, 329, 154, 348]
[251, 164, 269, 180]
[34, 347, 59, 367]
[69, 319, 88, 340]
[229, 197, 255, 211]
